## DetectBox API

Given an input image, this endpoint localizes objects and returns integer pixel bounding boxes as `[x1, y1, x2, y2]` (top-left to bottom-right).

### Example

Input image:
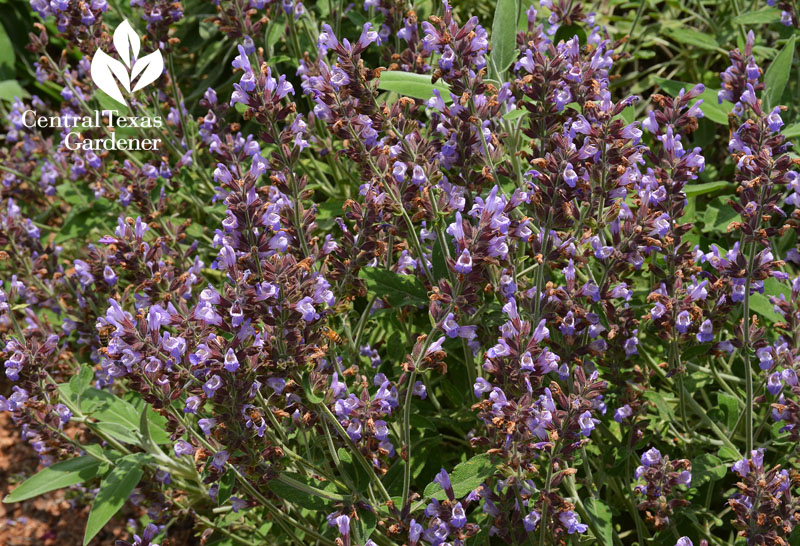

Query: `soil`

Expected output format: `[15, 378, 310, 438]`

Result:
[0, 362, 210, 546]
[0, 410, 135, 546]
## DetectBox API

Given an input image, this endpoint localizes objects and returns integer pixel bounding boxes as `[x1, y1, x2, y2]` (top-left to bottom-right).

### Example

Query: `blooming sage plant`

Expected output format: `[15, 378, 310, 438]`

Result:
[1, 0, 800, 545]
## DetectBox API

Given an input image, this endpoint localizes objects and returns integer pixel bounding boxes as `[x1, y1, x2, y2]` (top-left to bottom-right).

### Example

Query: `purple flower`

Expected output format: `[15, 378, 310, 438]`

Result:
[614, 404, 633, 423]
[211, 450, 229, 470]
[563, 163, 578, 187]
[451, 502, 466, 528]
[676, 310, 691, 334]
[409, 519, 423, 543]
[203, 375, 222, 398]
[392, 161, 407, 182]
[454, 249, 473, 274]
[103, 265, 117, 285]
[296, 297, 319, 322]
[578, 410, 596, 436]
[224, 348, 240, 372]
[434, 468, 454, 499]
[54, 404, 71, 425]
[641, 447, 662, 467]
[767, 372, 783, 395]
[198, 418, 217, 436]
[523, 510, 541, 531]
[184, 396, 201, 414]
[335, 514, 350, 537]
[558, 510, 587, 534]
[696, 319, 713, 343]
[174, 440, 195, 457]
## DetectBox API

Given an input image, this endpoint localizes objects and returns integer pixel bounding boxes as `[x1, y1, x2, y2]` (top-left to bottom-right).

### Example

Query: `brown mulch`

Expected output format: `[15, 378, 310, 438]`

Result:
[0, 411, 135, 546]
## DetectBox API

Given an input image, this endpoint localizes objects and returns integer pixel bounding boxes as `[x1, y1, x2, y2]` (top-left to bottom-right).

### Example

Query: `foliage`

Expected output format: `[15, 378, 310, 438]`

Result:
[1, 0, 800, 545]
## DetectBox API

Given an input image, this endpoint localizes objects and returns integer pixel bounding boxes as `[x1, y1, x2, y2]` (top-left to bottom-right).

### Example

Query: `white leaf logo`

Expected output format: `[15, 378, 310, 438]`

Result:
[91, 49, 130, 104]
[113, 19, 140, 68]
[131, 51, 164, 92]
[90, 19, 163, 105]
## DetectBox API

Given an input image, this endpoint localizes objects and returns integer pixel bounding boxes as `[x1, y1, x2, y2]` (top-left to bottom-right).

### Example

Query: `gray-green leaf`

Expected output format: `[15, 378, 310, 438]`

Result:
[359, 267, 428, 307]
[377, 71, 452, 103]
[764, 35, 796, 109]
[584, 497, 613, 544]
[733, 8, 781, 24]
[4, 456, 102, 503]
[424, 454, 496, 500]
[664, 28, 719, 51]
[84, 458, 143, 546]
[684, 181, 731, 197]
[691, 454, 727, 487]
[490, 0, 519, 77]
[69, 365, 95, 399]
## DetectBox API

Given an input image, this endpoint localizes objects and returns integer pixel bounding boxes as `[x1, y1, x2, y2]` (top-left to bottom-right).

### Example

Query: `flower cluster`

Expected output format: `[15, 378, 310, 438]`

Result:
[2, 0, 800, 545]
[729, 449, 800, 544]
[633, 447, 692, 530]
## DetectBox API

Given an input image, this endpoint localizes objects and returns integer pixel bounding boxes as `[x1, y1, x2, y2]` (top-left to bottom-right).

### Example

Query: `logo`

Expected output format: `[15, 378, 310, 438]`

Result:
[90, 19, 163, 106]
[21, 19, 164, 151]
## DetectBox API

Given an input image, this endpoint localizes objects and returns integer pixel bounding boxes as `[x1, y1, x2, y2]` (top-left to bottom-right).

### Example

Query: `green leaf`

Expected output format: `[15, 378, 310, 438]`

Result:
[750, 294, 781, 323]
[80, 389, 141, 432]
[0, 23, 15, 79]
[553, 23, 586, 46]
[198, 20, 218, 40]
[618, 104, 635, 124]
[502, 108, 527, 121]
[764, 35, 796, 109]
[69, 365, 94, 399]
[490, 0, 519, 76]
[84, 458, 143, 545]
[431, 237, 449, 282]
[691, 454, 727, 487]
[680, 343, 713, 362]
[718, 445, 740, 462]
[664, 28, 719, 51]
[218, 469, 235, 506]
[266, 473, 328, 510]
[359, 267, 428, 307]
[783, 123, 800, 139]
[138, 403, 167, 447]
[93, 89, 131, 116]
[703, 196, 741, 233]
[338, 448, 373, 494]
[377, 71, 452, 103]
[644, 391, 676, 421]
[315, 198, 346, 232]
[733, 7, 781, 24]
[749, 277, 791, 323]
[266, 22, 284, 49]
[354, 508, 377, 543]
[652, 78, 732, 124]
[127, 395, 169, 445]
[0, 79, 26, 102]
[53, 200, 115, 244]
[684, 181, 731, 197]
[423, 454, 496, 500]
[717, 392, 739, 432]
[302, 373, 325, 404]
[4, 456, 102, 503]
[583, 497, 613, 544]
[94, 421, 141, 445]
